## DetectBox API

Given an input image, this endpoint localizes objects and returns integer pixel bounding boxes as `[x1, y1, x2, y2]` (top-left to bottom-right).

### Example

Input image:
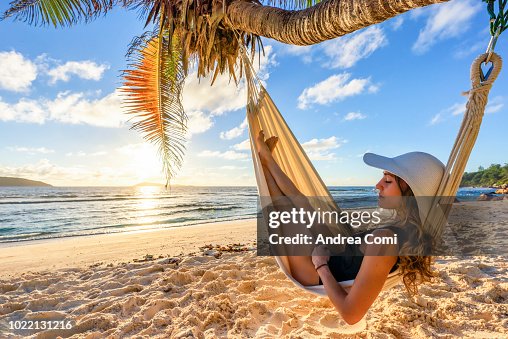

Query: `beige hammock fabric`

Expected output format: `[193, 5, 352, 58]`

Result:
[245, 51, 502, 296]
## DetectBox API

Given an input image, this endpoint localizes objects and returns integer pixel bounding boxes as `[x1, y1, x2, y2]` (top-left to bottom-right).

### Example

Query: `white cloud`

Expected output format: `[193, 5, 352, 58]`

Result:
[429, 113, 443, 125]
[281, 27, 386, 68]
[284, 45, 313, 57]
[450, 102, 466, 116]
[0, 51, 38, 92]
[432, 97, 504, 125]
[0, 97, 47, 123]
[429, 101, 463, 125]
[298, 73, 372, 109]
[391, 17, 404, 31]
[66, 151, 107, 157]
[343, 112, 367, 121]
[322, 26, 387, 69]
[182, 74, 245, 116]
[47, 90, 126, 127]
[0, 159, 157, 186]
[7, 146, 55, 154]
[0, 90, 128, 127]
[232, 139, 251, 151]
[485, 96, 504, 114]
[187, 111, 213, 136]
[368, 84, 380, 93]
[116, 143, 151, 155]
[302, 136, 345, 152]
[302, 136, 346, 161]
[0, 159, 91, 185]
[453, 41, 483, 59]
[47, 60, 109, 84]
[220, 118, 248, 140]
[183, 45, 276, 116]
[409, 6, 428, 20]
[412, 0, 480, 54]
[174, 165, 255, 186]
[283, 45, 313, 63]
[198, 150, 248, 160]
[219, 165, 247, 170]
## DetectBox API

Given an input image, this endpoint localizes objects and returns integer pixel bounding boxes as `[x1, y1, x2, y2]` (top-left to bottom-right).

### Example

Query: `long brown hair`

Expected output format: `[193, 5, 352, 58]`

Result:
[392, 175, 436, 296]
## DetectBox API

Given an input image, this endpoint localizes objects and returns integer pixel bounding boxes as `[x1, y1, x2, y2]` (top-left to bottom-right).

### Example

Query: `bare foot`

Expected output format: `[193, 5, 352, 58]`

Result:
[256, 131, 278, 163]
[265, 136, 278, 153]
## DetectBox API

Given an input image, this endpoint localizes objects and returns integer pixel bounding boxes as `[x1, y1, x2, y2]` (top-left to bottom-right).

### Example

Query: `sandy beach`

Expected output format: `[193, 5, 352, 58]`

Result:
[1, 201, 507, 338]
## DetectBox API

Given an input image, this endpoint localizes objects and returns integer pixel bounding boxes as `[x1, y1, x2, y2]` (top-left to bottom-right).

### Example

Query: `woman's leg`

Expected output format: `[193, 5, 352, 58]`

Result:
[257, 132, 319, 286]
[257, 132, 314, 211]
[263, 165, 284, 198]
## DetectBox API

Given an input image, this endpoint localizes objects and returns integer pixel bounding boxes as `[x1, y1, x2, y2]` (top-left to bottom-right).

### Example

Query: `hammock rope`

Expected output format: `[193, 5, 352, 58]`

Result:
[427, 52, 502, 243]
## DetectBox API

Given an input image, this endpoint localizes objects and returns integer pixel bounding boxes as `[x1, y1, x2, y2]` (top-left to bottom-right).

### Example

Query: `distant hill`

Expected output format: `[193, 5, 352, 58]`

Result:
[133, 182, 165, 187]
[0, 177, 52, 187]
[133, 182, 193, 188]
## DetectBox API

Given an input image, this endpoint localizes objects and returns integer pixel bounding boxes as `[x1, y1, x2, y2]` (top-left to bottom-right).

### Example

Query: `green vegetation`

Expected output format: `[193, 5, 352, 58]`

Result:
[461, 164, 508, 187]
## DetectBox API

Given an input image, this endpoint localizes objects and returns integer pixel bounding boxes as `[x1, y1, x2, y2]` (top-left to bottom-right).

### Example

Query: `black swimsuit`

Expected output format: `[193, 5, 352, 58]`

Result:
[319, 225, 409, 284]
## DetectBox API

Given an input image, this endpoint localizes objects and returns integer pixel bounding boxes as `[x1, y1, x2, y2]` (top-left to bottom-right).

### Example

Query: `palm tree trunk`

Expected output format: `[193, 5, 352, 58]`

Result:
[226, 0, 449, 45]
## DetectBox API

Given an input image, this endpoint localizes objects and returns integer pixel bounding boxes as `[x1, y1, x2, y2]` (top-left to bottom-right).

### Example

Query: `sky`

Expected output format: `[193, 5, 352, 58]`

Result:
[0, 0, 507, 187]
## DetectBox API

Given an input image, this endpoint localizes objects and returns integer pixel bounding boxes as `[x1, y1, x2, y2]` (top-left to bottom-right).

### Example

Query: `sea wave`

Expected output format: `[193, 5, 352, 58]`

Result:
[0, 195, 181, 205]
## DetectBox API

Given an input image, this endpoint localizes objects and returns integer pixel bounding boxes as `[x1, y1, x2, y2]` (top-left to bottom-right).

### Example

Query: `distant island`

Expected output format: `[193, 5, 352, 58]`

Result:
[133, 182, 193, 188]
[0, 177, 52, 187]
[461, 164, 508, 187]
[133, 182, 165, 187]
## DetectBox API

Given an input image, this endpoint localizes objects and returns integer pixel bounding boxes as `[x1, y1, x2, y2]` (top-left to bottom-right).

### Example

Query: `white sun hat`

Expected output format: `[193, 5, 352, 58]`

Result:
[363, 152, 446, 225]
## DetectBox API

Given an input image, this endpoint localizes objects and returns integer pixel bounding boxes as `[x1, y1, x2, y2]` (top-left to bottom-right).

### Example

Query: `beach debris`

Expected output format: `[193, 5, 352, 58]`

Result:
[133, 254, 155, 262]
[88, 262, 104, 268]
[199, 243, 253, 258]
[156, 257, 181, 266]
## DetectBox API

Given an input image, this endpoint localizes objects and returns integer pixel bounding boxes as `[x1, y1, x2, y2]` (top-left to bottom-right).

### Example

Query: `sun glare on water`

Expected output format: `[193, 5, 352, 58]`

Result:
[126, 185, 162, 231]
[136, 185, 159, 210]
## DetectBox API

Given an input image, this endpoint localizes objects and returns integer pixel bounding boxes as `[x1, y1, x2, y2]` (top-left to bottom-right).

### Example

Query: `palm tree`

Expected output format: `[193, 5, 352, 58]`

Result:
[2, 0, 450, 184]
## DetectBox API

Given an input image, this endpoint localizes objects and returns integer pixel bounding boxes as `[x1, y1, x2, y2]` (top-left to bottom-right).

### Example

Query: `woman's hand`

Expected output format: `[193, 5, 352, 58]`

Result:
[311, 245, 330, 268]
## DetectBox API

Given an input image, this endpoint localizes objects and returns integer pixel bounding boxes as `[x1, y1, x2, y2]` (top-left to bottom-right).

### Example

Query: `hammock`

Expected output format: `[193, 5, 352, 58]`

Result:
[244, 50, 502, 296]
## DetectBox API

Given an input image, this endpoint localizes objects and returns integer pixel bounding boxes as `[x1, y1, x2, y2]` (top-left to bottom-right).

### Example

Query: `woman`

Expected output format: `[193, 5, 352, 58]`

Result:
[256, 131, 445, 325]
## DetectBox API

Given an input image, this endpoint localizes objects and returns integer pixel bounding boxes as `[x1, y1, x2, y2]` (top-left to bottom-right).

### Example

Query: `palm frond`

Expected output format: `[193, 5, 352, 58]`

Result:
[2, 0, 122, 27]
[132, 0, 263, 85]
[125, 28, 159, 58]
[122, 29, 187, 185]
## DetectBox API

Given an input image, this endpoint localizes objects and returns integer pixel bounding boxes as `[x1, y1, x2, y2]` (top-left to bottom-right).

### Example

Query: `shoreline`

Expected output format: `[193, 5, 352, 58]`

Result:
[0, 218, 257, 277]
[0, 216, 256, 247]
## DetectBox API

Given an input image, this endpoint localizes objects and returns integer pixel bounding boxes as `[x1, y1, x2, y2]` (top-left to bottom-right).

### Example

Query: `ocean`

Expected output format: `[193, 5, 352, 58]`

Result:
[0, 186, 496, 243]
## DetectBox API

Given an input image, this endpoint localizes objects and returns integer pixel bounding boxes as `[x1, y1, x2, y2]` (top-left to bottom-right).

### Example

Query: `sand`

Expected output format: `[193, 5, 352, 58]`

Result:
[0, 201, 507, 338]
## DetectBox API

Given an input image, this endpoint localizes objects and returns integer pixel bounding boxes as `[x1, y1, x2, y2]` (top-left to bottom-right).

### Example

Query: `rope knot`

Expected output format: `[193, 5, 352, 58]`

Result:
[461, 83, 493, 96]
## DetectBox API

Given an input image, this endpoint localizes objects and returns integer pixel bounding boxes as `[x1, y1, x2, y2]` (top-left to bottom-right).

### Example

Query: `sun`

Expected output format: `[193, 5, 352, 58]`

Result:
[119, 143, 163, 183]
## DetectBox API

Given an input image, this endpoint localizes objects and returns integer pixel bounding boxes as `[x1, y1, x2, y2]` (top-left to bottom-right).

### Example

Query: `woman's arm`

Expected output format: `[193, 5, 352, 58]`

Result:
[318, 229, 398, 325]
